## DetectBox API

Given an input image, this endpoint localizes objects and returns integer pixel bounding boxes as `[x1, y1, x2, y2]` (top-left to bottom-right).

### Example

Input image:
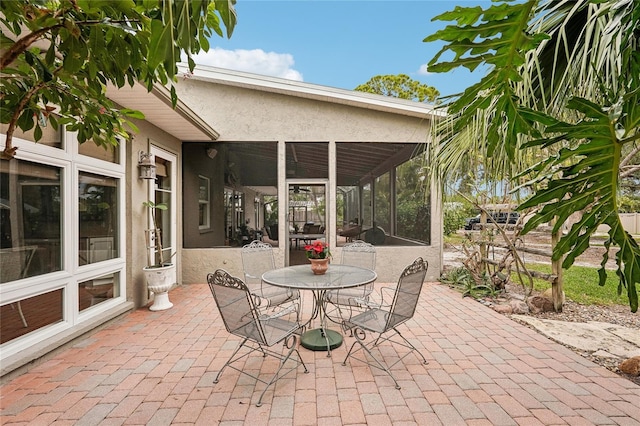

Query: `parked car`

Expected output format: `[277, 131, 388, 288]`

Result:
[464, 214, 481, 230]
[464, 212, 520, 230]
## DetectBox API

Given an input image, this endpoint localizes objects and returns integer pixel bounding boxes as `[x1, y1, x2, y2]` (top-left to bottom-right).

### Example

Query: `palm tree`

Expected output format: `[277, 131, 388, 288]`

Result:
[425, 0, 639, 312]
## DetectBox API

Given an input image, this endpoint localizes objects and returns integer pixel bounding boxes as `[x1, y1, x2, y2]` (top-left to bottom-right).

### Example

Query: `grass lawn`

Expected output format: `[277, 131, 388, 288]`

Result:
[514, 263, 631, 307]
[444, 233, 466, 245]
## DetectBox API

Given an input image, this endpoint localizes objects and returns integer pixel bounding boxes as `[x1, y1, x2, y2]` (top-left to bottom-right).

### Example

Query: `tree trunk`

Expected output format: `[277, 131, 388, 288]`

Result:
[551, 220, 564, 312]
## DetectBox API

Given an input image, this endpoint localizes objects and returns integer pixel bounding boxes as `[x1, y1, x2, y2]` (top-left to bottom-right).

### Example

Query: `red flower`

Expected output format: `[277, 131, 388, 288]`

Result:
[305, 241, 331, 259]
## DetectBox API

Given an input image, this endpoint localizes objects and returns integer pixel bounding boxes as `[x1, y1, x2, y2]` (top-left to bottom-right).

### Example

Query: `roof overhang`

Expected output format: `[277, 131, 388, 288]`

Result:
[105, 83, 219, 141]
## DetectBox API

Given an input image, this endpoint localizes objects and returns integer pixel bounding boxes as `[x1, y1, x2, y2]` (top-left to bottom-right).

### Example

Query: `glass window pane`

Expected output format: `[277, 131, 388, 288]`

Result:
[1, 159, 62, 281]
[79, 272, 120, 311]
[79, 172, 119, 266]
[0, 288, 64, 344]
[78, 140, 119, 164]
[1, 121, 63, 149]
[153, 156, 172, 263]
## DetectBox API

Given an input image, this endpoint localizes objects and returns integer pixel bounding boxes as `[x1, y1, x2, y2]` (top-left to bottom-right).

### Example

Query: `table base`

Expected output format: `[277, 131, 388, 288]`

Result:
[300, 328, 342, 351]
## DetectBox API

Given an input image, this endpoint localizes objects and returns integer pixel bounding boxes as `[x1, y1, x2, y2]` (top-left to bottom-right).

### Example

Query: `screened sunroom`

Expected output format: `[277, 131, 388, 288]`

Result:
[177, 66, 443, 283]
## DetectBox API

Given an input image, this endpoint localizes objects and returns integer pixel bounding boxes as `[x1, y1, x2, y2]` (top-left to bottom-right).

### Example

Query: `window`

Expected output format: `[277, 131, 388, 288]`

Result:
[1, 127, 125, 353]
[79, 272, 119, 311]
[78, 140, 119, 164]
[0, 159, 62, 280]
[0, 122, 63, 150]
[79, 172, 118, 266]
[150, 149, 175, 265]
[0, 288, 64, 344]
[198, 176, 210, 230]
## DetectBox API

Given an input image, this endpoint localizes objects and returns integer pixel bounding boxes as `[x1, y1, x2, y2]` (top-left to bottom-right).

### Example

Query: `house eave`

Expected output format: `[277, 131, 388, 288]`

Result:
[105, 83, 220, 141]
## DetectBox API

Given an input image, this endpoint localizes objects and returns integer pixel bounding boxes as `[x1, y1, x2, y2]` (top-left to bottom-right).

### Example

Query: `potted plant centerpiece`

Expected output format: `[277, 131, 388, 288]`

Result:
[305, 240, 331, 275]
[142, 200, 175, 311]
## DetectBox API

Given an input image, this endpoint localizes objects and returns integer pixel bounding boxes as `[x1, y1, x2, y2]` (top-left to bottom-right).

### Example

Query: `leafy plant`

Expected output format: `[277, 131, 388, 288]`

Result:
[0, 0, 236, 159]
[443, 205, 468, 236]
[440, 266, 500, 299]
[425, 0, 640, 312]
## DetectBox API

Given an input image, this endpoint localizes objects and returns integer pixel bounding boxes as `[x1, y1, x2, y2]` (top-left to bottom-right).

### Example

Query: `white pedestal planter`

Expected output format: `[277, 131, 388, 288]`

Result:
[143, 264, 175, 311]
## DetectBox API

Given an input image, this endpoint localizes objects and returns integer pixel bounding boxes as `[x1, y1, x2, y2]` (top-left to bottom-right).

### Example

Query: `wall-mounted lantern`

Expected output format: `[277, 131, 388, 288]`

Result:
[138, 151, 156, 180]
[206, 147, 218, 159]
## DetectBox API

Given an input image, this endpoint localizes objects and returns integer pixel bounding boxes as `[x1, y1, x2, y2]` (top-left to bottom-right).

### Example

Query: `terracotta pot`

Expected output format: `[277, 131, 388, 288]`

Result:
[309, 258, 330, 275]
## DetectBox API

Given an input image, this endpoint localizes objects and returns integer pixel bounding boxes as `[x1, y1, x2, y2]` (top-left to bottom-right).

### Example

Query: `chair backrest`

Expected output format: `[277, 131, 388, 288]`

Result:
[207, 269, 266, 344]
[241, 240, 276, 287]
[386, 257, 428, 330]
[0, 246, 37, 284]
[340, 240, 376, 270]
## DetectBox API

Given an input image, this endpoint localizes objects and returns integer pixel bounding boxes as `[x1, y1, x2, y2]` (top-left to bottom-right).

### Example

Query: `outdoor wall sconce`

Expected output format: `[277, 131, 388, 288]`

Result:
[206, 147, 218, 159]
[138, 151, 156, 180]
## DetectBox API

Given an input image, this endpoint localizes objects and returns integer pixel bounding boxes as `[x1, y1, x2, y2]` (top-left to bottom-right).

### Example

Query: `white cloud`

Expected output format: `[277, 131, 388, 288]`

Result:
[417, 63, 431, 75]
[191, 47, 304, 81]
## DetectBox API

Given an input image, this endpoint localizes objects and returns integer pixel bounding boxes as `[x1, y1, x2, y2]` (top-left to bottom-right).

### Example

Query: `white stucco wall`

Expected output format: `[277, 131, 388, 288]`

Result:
[175, 79, 432, 143]
[127, 121, 183, 308]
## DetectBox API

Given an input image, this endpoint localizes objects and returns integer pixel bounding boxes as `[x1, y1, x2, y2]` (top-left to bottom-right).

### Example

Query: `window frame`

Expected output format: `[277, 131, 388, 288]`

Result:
[0, 126, 127, 356]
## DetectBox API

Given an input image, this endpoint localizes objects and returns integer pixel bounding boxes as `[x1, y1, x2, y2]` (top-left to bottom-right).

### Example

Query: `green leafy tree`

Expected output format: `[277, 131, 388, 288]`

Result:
[354, 74, 439, 103]
[425, 0, 639, 311]
[0, 0, 237, 159]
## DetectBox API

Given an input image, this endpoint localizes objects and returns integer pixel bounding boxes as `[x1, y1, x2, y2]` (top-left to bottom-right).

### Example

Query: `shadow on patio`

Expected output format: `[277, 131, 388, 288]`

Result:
[1, 282, 639, 424]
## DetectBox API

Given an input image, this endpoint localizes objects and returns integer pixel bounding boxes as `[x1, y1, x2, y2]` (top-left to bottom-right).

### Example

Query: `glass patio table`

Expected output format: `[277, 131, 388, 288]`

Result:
[262, 264, 377, 356]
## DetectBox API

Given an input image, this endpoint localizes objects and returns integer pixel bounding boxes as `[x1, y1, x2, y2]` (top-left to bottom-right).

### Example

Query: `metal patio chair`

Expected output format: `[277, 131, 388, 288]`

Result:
[324, 240, 376, 324]
[207, 269, 308, 407]
[342, 257, 428, 389]
[241, 240, 300, 311]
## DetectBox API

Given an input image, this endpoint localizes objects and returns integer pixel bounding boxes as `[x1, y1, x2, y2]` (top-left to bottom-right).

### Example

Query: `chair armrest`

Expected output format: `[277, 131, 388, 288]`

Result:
[379, 286, 395, 306]
[352, 297, 381, 309]
[258, 302, 298, 320]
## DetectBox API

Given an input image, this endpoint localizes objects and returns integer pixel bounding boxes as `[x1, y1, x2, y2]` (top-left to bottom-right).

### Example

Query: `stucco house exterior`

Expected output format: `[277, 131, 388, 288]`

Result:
[0, 66, 442, 376]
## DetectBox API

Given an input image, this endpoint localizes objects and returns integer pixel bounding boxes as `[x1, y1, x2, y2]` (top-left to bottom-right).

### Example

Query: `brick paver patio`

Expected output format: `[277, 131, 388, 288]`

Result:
[1, 282, 639, 425]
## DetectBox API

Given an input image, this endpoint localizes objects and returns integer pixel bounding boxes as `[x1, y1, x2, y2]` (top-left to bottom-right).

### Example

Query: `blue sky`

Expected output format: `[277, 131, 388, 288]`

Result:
[192, 0, 492, 98]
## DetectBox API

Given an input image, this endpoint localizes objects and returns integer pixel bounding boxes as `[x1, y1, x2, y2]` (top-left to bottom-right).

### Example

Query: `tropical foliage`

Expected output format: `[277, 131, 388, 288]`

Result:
[0, 0, 236, 159]
[425, 0, 639, 311]
[355, 74, 440, 103]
